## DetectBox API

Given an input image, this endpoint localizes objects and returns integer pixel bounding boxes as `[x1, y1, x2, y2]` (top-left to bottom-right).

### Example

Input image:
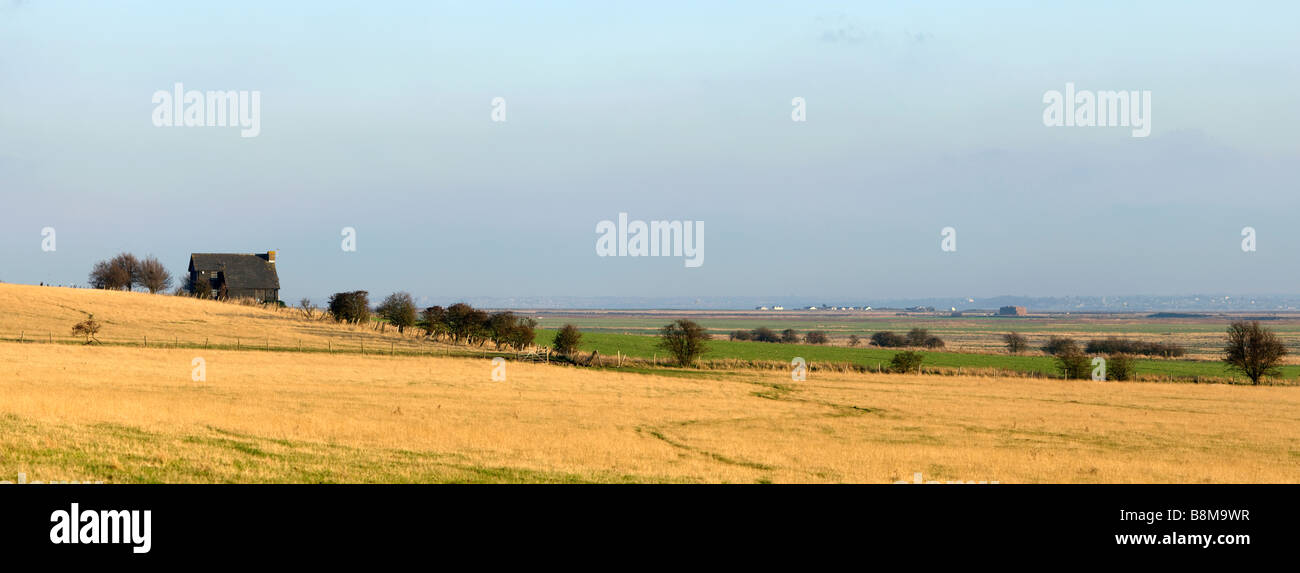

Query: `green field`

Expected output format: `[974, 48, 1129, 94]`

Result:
[534, 328, 1300, 382]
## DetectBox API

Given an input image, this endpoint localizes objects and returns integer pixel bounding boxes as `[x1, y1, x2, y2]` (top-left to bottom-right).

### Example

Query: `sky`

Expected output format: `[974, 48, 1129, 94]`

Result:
[2, 1, 1299, 306]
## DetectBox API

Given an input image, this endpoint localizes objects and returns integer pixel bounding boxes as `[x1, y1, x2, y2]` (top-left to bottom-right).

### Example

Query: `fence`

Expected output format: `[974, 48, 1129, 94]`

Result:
[0, 330, 550, 361]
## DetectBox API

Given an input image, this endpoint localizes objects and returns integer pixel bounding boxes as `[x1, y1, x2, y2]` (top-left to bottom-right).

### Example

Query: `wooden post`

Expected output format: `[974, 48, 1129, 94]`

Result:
[19, 331, 23, 343]
[329, 340, 332, 353]
[144, 335, 147, 347]
[390, 342, 394, 356]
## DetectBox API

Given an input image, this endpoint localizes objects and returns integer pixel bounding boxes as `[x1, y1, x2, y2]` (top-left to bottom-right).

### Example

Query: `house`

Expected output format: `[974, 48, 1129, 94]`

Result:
[188, 251, 280, 302]
[998, 305, 1027, 316]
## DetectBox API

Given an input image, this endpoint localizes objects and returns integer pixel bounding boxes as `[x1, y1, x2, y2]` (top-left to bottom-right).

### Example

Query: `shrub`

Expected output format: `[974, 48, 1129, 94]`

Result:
[905, 328, 931, 347]
[848, 334, 861, 347]
[751, 327, 780, 343]
[298, 297, 316, 319]
[1042, 336, 1079, 356]
[189, 273, 214, 299]
[485, 311, 537, 350]
[923, 336, 945, 349]
[889, 351, 924, 374]
[871, 331, 906, 348]
[71, 314, 102, 344]
[804, 330, 829, 345]
[506, 317, 537, 351]
[1105, 353, 1135, 381]
[1085, 337, 1186, 358]
[658, 319, 711, 366]
[780, 329, 800, 343]
[328, 291, 371, 324]
[421, 306, 448, 338]
[552, 324, 582, 356]
[445, 302, 489, 344]
[376, 292, 418, 333]
[729, 330, 752, 341]
[1054, 350, 1091, 379]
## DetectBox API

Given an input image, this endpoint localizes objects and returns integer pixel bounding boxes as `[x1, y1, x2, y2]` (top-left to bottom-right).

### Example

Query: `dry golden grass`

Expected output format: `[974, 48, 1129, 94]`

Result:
[1, 342, 1297, 483]
[1, 283, 1297, 483]
[0, 283, 437, 352]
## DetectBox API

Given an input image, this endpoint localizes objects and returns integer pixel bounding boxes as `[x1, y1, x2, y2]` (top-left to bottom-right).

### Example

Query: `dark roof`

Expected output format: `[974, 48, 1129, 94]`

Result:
[188, 253, 279, 289]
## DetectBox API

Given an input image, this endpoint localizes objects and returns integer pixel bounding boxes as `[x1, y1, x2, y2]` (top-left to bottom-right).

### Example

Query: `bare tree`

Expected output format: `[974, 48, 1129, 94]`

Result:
[89, 254, 136, 290]
[137, 255, 172, 293]
[298, 297, 316, 319]
[1004, 332, 1028, 354]
[1223, 320, 1288, 385]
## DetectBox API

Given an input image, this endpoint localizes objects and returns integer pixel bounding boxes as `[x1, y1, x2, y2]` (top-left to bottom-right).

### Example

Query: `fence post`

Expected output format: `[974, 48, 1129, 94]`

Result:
[19, 331, 23, 343]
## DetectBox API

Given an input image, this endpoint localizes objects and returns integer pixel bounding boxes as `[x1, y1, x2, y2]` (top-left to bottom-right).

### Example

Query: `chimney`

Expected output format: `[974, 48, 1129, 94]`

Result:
[267, 250, 276, 264]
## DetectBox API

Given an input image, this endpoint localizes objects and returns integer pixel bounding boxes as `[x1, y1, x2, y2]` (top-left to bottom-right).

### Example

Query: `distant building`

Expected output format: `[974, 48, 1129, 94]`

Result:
[998, 305, 1027, 316]
[188, 251, 280, 302]
[771, 306, 784, 311]
[756, 306, 770, 310]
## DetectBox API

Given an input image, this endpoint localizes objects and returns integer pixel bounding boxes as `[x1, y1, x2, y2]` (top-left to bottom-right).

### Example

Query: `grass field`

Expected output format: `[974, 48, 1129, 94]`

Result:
[533, 328, 1300, 382]
[1, 284, 1298, 483]
[530, 310, 1300, 361]
[2, 343, 1298, 483]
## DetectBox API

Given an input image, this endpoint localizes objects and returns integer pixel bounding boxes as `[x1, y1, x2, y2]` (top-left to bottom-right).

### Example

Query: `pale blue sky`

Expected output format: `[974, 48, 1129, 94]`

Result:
[2, 1, 1298, 305]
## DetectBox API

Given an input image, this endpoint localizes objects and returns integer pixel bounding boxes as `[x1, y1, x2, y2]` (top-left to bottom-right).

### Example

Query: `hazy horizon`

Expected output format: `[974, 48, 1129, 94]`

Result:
[4, 1, 1299, 305]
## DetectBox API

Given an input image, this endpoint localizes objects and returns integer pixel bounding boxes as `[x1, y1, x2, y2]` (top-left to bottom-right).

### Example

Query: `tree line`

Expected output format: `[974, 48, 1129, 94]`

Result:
[88, 253, 172, 293]
[1003, 322, 1286, 384]
[323, 292, 539, 351]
